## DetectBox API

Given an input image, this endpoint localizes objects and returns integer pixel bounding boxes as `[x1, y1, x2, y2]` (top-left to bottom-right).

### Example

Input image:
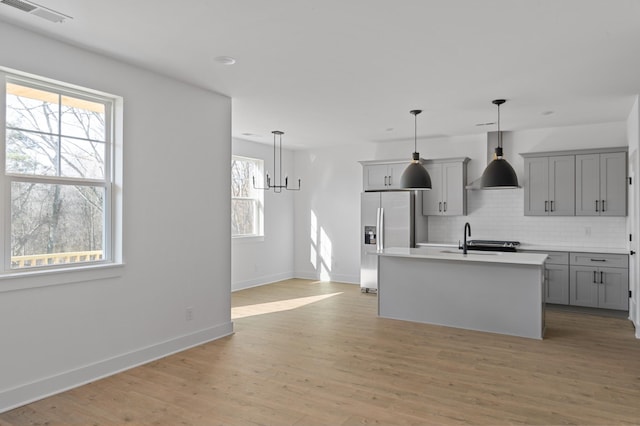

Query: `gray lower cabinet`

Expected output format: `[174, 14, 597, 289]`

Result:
[526, 251, 569, 304]
[524, 250, 628, 310]
[546, 263, 569, 304]
[569, 253, 629, 310]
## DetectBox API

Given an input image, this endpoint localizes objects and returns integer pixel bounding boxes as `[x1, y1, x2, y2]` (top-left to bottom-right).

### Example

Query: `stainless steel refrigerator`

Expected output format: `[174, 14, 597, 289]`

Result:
[360, 191, 427, 293]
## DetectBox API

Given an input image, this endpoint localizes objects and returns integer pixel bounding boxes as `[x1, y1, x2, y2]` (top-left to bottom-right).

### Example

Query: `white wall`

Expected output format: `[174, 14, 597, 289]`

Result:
[292, 121, 630, 284]
[232, 138, 295, 290]
[294, 144, 366, 283]
[0, 22, 232, 411]
[626, 96, 639, 336]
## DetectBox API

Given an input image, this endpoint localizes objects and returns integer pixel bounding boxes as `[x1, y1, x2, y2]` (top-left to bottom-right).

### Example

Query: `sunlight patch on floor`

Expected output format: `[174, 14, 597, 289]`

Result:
[232, 292, 343, 319]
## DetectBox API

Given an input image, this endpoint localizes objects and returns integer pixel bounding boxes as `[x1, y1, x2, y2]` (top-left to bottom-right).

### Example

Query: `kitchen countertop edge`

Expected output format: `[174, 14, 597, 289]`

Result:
[377, 247, 547, 266]
[416, 242, 629, 255]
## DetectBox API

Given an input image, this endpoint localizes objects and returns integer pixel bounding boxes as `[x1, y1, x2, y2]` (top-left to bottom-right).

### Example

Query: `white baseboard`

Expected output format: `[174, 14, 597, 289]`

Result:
[232, 271, 294, 292]
[294, 270, 360, 285]
[631, 299, 639, 338]
[0, 322, 234, 414]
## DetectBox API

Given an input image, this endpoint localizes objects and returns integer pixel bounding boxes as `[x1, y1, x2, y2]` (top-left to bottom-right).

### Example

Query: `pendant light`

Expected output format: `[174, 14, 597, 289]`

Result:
[253, 130, 301, 193]
[400, 110, 432, 190]
[480, 99, 519, 188]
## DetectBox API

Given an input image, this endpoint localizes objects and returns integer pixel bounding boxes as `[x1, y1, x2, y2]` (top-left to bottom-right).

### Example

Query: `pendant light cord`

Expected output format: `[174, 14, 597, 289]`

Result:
[497, 102, 501, 149]
[278, 132, 282, 186]
[273, 131, 277, 183]
[414, 112, 418, 153]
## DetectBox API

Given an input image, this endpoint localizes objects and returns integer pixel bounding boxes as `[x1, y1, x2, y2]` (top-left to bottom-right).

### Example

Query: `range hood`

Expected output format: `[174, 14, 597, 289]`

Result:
[466, 131, 522, 190]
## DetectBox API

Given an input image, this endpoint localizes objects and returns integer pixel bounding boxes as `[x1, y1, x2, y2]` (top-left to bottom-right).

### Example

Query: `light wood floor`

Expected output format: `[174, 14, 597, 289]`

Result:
[2, 279, 640, 425]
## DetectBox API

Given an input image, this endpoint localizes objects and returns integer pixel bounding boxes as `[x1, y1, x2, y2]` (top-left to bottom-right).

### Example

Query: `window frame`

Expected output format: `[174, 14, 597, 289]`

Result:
[231, 155, 264, 239]
[0, 69, 121, 281]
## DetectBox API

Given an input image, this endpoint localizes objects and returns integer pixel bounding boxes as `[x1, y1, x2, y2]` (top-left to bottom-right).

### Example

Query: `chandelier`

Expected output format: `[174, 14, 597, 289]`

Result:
[253, 130, 301, 192]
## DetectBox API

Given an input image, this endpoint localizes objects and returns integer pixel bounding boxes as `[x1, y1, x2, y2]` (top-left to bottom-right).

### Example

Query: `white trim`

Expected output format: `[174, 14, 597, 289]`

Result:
[1, 68, 123, 276]
[0, 262, 124, 293]
[231, 155, 264, 238]
[294, 271, 360, 285]
[0, 321, 234, 414]
[231, 234, 265, 243]
[232, 271, 294, 291]
[0, 79, 7, 273]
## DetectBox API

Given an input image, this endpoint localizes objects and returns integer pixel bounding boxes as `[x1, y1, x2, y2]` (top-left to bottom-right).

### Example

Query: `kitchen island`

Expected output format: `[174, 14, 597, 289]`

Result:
[377, 247, 548, 339]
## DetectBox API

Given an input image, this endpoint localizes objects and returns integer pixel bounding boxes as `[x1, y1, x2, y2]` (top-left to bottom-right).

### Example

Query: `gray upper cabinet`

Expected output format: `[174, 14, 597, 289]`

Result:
[422, 158, 469, 216]
[360, 160, 408, 191]
[522, 147, 627, 217]
[422, 163, 443, 215]
[575, 151, 627, 216]
[523, 155, 575, 216]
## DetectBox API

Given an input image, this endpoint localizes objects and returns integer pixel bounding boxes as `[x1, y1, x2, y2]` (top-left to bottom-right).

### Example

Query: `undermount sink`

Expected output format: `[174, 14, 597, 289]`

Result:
[439, 250, 499, 256]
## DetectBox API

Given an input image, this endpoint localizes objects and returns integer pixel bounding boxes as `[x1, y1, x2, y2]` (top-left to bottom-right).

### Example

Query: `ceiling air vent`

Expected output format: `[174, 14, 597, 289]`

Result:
[0, 0, 71, 23]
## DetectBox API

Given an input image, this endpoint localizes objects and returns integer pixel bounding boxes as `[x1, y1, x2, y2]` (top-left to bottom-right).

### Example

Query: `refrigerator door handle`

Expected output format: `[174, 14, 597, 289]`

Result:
[376, 207, 381, 251]
[378, 207, 384, 251]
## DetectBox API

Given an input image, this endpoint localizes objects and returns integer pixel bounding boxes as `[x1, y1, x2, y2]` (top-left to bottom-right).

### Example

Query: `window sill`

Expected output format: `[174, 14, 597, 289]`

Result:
[0, 262, 124, 293]
[232, 235, 265, 244]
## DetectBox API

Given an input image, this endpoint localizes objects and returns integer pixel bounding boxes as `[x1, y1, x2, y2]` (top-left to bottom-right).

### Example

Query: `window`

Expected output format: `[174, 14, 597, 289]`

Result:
[2, 73, 116, 272]
[231, 155, 263, 237]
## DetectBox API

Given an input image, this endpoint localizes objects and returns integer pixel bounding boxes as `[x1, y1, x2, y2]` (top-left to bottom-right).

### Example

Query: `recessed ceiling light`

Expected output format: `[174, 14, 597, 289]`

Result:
[214, 56, 236, 65]
[541, 110, 555, 116]
[475, 122, 496, 127]
[241, 132, 254, 136]
[385, 127, 394, 132]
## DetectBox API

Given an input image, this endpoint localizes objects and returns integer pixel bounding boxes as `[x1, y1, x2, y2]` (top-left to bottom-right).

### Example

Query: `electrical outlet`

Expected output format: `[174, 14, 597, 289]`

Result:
[186, 307, 194, 321]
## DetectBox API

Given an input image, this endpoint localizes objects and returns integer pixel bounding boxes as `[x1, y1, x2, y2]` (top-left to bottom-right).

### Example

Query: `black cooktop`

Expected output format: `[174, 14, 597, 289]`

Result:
[461, 240, 520, 252]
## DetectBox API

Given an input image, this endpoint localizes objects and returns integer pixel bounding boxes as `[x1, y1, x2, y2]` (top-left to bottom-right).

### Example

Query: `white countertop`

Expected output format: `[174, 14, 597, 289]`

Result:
[416, 242, 629, 255]
[517, 243, 628, 255]
[377, 247, 547, 266]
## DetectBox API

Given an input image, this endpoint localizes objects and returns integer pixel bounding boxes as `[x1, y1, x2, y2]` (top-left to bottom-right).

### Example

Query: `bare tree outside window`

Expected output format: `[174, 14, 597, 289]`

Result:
[5, 80, 110, 269]
[232, 156, 263, 237]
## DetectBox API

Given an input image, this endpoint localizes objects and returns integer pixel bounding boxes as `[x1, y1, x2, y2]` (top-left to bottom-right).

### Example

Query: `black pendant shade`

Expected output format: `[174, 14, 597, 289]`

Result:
[400, 110, 432, 190]
[401, 152, 432, 189]
[481, 99, 520, 189]
[481, 147, 519, 188]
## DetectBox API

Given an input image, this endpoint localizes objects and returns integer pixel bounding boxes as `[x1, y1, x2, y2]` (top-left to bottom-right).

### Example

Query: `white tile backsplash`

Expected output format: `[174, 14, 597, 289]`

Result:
[427, 189, 627, 248]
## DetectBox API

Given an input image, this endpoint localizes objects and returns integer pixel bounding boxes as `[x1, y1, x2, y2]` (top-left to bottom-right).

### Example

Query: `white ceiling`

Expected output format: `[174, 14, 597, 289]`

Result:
[2, 0, 640, 149]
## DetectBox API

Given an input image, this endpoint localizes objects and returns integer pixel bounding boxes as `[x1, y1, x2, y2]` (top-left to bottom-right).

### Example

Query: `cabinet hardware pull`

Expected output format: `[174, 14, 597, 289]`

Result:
[439, 202, 442, 212]
[545, 201, 548, 212]
[590, 259, 606, 262]
[595, 200, 599, 212]
[444, 201, 447, 212]
[593, 271, 597, 283]
[631, 250, 636, 255]
[602, 200, 606, 212]
[600, 271, 604, 284]
[388, 175, 392, 186]
[384, 176, 388, 186]
[550, 200, 554, 212]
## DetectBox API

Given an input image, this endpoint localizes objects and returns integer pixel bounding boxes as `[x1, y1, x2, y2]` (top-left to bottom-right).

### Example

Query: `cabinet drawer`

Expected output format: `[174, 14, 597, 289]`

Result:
[570, 252, 628, 268]
[525, 251, 569, 265]
[545, 251, 569, 265]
